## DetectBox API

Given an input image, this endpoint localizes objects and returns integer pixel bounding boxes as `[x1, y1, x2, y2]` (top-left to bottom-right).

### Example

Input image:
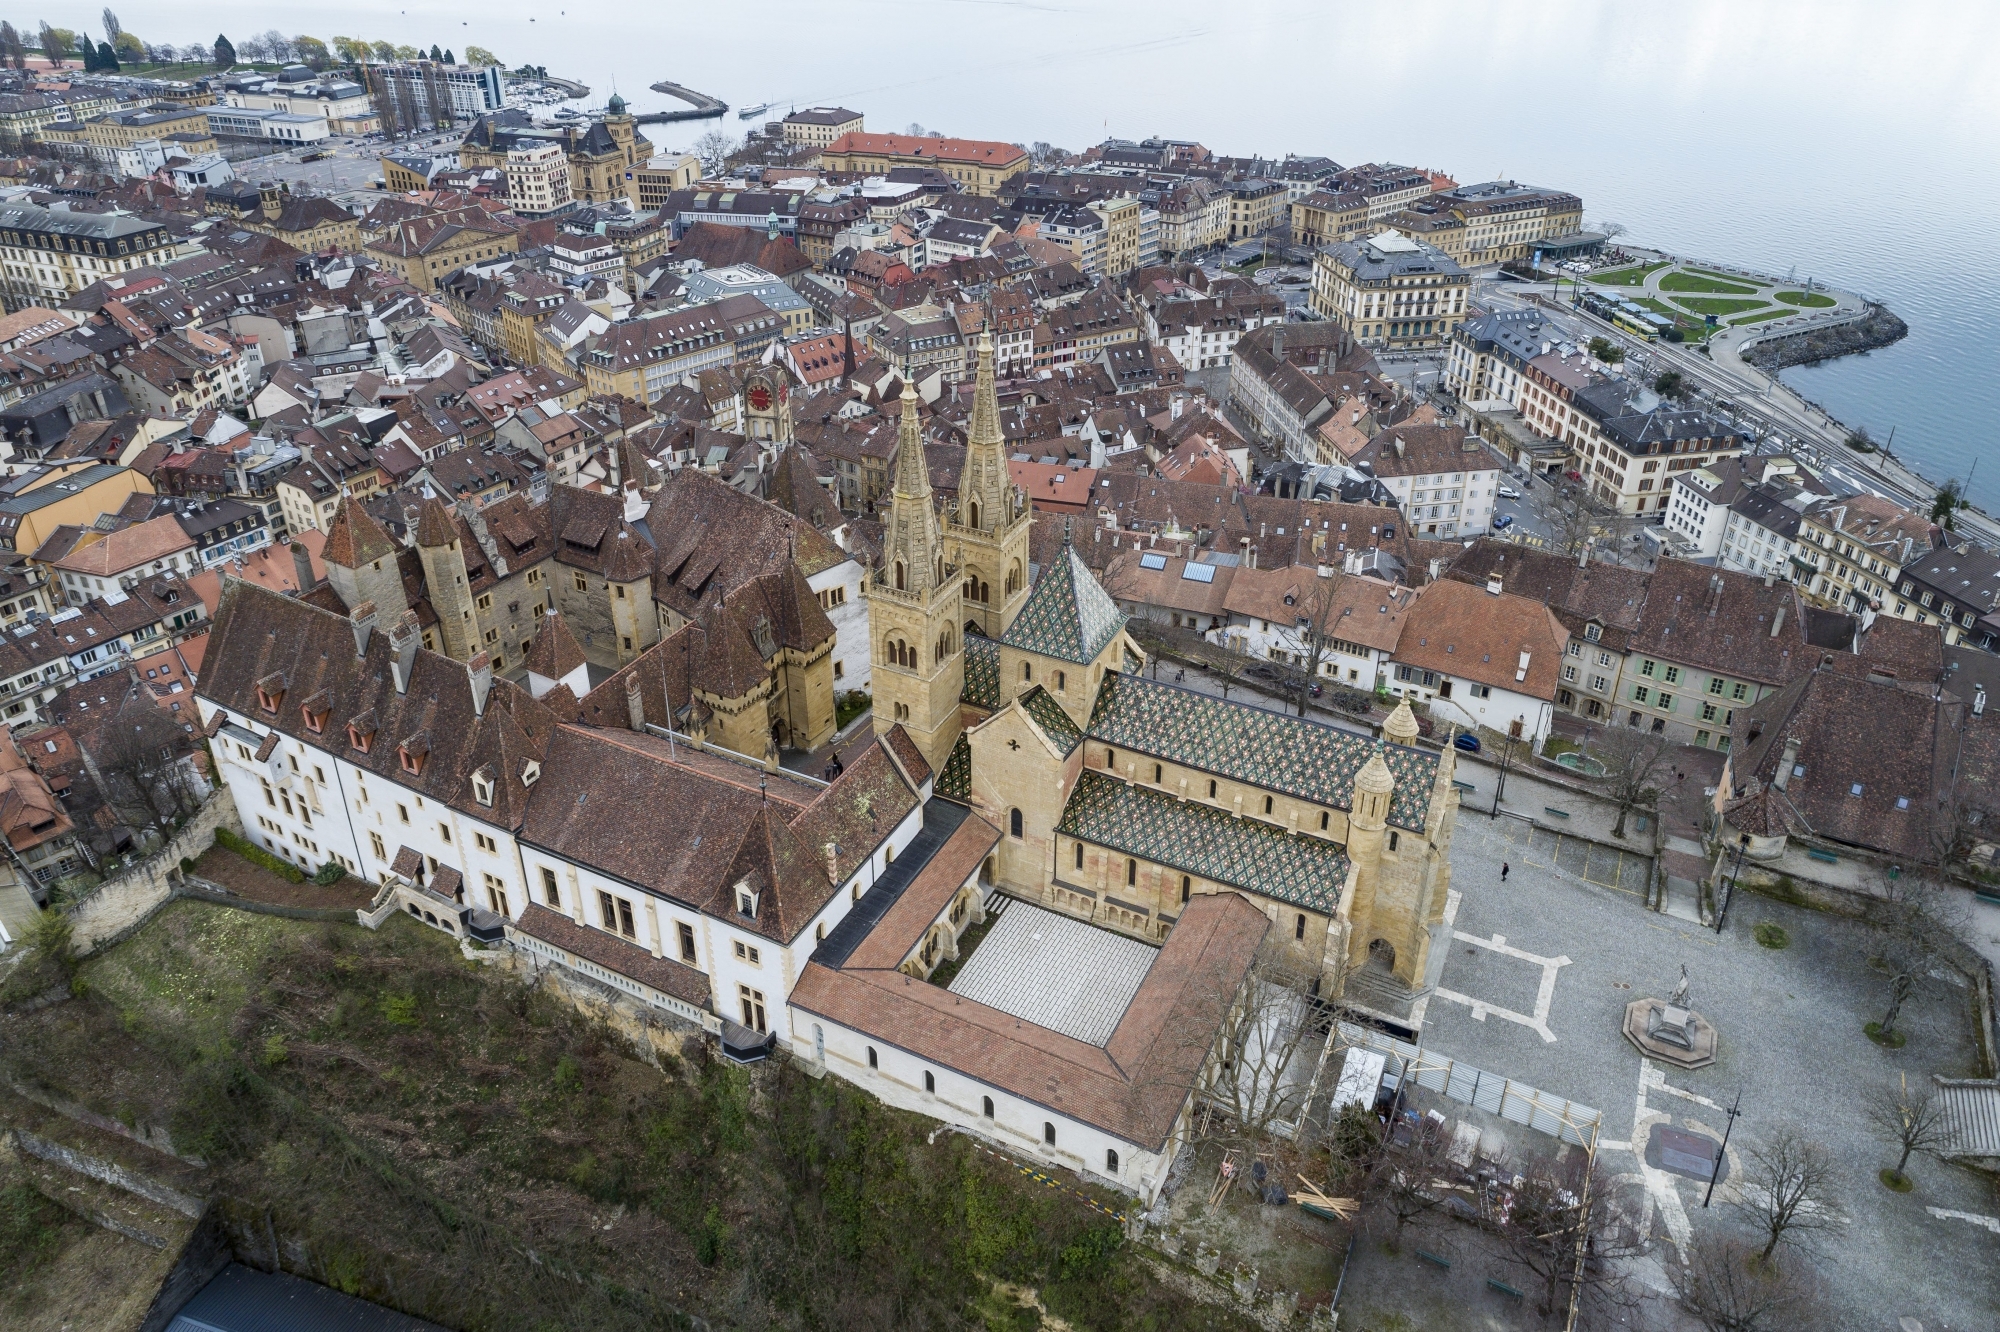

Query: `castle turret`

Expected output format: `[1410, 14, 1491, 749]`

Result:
[1383, 697, 1420, 747]
[415, 497, 475, 660]
[321, 498, 407, 626]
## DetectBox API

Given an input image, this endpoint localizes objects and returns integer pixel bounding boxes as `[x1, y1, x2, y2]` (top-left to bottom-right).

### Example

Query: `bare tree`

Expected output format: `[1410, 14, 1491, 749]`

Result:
[1865, 1074, 1953, 1188]
[1672, 1232, 1822, 1331]
[1731, 1126, 1843, 1265]
[1363, 1117, 1452, 1250]
[1867, 870, 1963, 1045]
[1197, 947, 1329, 1153]
[692, 129, 737, 176]
[1590, 725, 1675, 838]
[78, 689, 205, 840]
[1491, 1157, 1635, 1319]
[1600, 221, 1628, 241]
[1527, 482, 1632, 561]
[1269, 569, 1352, 717]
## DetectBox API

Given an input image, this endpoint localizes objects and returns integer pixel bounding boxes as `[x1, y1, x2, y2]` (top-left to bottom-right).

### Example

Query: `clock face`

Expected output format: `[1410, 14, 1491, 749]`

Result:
[748, 385, 773, 412]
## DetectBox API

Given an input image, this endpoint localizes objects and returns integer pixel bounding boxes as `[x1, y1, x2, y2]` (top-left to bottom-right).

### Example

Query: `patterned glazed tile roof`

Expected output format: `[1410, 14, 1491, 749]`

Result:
[1058, 771, 1350, 914]
[1001, 543, 1127, 665]
[1018, 685, 1083, 755]
[1087, 672, 1439, 831]
[962, 630, 1000, 709]
[937, 732, 972, 801]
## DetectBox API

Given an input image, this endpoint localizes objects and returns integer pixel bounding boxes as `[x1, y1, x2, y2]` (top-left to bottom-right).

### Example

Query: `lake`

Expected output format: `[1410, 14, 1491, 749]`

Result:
[111, 0, 2000, 502]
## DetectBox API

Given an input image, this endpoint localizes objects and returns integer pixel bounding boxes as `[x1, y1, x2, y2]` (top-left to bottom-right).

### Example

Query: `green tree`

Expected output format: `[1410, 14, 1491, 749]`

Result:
[442, 48, 453, 64]
[95, 40, 117, 71]
[213, 33, 234, 68]
[464, 44, 497, 67]
[1588, 335, 1624, 365]
[1930, 477, 1963, 528]
[38, 24, 75, 65]
[1653, 369, 1684, 398]
[293, 35, 329, 69]
[428, 44, 441, 61]
[112, 30, 140, 62]
[1843, 426, 1875, 452]
[371, 39, 397, 62]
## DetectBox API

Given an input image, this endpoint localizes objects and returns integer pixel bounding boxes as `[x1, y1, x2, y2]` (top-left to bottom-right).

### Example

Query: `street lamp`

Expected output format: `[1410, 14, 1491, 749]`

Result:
[1702, 1088, 1743, 1208]
[1715, 834, 1748, 933]
[1490, 730, 1517, 819]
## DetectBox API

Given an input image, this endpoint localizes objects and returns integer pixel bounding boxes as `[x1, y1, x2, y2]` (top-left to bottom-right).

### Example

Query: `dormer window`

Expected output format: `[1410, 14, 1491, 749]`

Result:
[735, 884, 759, 919]
[399, 744, 425, 775]
[301, 705, 327, 734]
[521, 760, 541, 786]
[255, 673, 285, 713]
[471, 767, 495, 807]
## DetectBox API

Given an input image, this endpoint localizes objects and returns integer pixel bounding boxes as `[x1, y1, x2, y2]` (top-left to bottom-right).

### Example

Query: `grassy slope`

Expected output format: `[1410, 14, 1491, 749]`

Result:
[1658, 270, 1759, 296]
[0, 902, 1251, 1332]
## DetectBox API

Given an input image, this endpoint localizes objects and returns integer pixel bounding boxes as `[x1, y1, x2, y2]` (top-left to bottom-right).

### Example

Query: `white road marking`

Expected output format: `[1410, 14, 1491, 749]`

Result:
[1926, 1207, 2000, 1236]
[1644, 1062, 1722, 1111]
[1432, 931, 1571, 1043]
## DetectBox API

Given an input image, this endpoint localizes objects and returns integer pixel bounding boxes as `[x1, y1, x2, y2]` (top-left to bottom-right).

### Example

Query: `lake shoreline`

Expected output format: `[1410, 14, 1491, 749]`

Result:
[1743, 305, 1909, 373]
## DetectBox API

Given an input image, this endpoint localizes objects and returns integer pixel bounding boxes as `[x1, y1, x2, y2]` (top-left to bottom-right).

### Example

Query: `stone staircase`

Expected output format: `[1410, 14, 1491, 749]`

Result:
[1340, 962, 1419, 1019]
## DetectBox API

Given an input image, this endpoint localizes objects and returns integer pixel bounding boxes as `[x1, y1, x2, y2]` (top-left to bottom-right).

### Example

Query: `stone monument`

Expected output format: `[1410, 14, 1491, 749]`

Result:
[1623, 963, 1718, 1067]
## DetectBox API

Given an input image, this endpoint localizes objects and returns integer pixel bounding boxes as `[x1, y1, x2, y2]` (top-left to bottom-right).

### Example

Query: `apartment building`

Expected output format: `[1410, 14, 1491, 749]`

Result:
[819, 132, 1029, 196]
[1571, 380, 1745, 517]
[1309, 231, 1469, 351]
[505, 141, 576, 218]
[1795, 494, 1938, 613]
[1350, 424, 1502, 539]
[781, 107, 864, 149]
[1225, 179, 1287, 240]
[0, 203, 175, 311]
[580, 306, 737, 403]
[1386, 180, 1584, 268]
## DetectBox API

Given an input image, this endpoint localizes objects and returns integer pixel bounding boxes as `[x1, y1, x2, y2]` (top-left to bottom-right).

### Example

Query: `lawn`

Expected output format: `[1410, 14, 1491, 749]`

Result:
[1659, 270, 1760, 296]
[1730, 307, 1797, 326]
[1669, 295, 1769, 317]
[1588, 262, 1668, 287]
[1777, 289, 1837, 307]
[1683, 266, 1768, 287]
[0, 901, 1254, 1332]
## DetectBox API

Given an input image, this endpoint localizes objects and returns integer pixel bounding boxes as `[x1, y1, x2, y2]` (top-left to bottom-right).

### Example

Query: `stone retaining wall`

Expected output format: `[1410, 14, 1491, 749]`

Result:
[64, 792, 245, 956]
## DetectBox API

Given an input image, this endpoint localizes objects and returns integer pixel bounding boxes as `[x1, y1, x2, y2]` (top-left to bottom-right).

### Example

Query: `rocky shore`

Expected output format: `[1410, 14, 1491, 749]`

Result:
[1744, 303, 1908, 372]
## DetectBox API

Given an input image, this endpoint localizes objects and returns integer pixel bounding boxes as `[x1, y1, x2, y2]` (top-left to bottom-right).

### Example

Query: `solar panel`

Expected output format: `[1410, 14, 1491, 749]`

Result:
[1182, 563, 1216, 583]
[1139, 552, 1167, 570]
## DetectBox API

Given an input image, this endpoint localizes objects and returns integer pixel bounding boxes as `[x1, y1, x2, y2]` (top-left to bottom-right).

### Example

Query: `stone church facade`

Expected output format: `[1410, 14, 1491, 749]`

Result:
[873, 335, 1461, 998]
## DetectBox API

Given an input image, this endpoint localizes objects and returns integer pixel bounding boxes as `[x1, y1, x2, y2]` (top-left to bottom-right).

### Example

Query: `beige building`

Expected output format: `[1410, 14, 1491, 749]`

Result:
[1154, 179, 1229, 256]
[1087, 195, 1143, 278]
[1226, 179, 1287, 240]
[780, 107, 863, 149]
[0, 463, 155, 555]
[820, 131, 1029, 197]
[1309, 231, 1470, 351]
[629, 152, 700, 210]
[1290, 189, 1372, 247]
[1795, 494, 1938, 613]
[1387, 180, 1584, 269]
[505, 141, 575, 218]
[0, 203, 175, 311]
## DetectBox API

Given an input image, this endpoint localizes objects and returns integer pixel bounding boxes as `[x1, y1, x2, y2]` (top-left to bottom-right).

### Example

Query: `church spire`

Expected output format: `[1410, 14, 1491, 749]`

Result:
[883, 381, 941, 594]
[959, 330, 1012, 535]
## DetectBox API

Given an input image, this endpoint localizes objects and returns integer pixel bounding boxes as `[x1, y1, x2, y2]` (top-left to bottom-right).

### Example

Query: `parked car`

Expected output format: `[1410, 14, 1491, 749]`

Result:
[1454, 732, 1482, 753]
[1497, 485, 1522, 500]
[1493, 514, 1515, 531]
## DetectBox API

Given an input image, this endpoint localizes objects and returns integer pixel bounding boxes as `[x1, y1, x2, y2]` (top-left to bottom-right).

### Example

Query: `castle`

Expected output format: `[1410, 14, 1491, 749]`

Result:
[867, 333, 1462, 995]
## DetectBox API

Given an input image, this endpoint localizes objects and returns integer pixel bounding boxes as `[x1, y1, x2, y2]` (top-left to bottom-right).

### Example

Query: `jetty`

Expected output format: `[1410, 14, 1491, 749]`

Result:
[641, 80, 728, 124]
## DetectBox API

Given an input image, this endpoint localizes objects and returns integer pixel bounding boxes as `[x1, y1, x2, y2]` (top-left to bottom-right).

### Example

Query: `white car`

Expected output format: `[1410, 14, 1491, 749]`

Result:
[1498, 485, 1522, 500]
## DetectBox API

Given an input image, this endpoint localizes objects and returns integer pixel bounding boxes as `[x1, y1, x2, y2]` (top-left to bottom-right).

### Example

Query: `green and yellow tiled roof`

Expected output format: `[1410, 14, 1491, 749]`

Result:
[1018, 685, 1083, 755]
[1058, 771, 1350, 914]
[1087, 672, 1439, 831]
[936, 732, 972, 801]
[1001, 544, 1126, 665]
[962, 632, 1000, 709]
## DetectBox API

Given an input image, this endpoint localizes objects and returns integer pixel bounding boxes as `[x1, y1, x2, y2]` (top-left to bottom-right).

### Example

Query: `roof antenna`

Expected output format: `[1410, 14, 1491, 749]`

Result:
[759, 774, 768, 805]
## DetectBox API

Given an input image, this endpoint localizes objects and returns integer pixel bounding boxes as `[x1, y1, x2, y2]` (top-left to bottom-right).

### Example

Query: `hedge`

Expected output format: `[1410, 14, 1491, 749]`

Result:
[213, 826, 307, 883]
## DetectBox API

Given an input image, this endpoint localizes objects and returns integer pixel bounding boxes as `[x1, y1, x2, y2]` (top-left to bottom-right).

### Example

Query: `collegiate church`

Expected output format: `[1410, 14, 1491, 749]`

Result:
[864, 333, 1462, 997]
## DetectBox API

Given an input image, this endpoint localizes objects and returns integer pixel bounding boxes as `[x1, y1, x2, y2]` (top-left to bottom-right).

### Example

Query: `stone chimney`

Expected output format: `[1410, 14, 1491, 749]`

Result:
[1271, 326, 1284, 359]
[467, 651, 493, 718]
[1773, 735, 1801, 790]
[292, 539, 317, 593]
[388, 611, 421, 694]
[349, 600, 378, 658]
[1486, 571, 1503, 596]
[625, 671, 646, 732]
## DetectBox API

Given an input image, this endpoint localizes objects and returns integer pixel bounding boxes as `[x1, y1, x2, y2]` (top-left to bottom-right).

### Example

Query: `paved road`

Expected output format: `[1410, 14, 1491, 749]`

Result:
[1479, 272, 2000, 547]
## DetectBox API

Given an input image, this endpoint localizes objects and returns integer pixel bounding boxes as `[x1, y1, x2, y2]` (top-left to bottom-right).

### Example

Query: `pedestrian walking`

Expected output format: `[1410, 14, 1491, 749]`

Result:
[1501, 862, 1510, 882]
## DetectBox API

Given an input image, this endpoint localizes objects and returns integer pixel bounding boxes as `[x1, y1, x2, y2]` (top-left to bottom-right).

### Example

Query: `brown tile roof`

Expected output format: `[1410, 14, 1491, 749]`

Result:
[1628, 561, 1809, 686]
[841, 813, 998, 970]
[511, 903, 710, 1007]
[523, 608, 586, 680]
[790, 891, 1268, 1149]
[1224, 567, 1412, 653]
[322, 496, 399, 568]
[39, 513, 193, 574]
[1395, 578, 1569, 700]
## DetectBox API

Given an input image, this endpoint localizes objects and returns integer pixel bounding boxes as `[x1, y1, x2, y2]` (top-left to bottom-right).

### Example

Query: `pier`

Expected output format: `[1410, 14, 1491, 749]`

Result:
[641, 80, 728, 124]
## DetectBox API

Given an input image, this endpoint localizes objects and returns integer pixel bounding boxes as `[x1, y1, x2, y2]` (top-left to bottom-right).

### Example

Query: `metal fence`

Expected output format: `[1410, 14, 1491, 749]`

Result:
[1338, 1022, 1602, 1147]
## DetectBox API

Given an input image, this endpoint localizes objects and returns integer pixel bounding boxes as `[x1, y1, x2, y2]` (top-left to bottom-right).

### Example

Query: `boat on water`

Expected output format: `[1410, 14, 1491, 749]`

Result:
[737, 101, 770, 120]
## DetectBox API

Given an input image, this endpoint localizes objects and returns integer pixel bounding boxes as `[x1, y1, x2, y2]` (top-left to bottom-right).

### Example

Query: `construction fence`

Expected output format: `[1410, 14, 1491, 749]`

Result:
[1338, 1023, 1603, 1148]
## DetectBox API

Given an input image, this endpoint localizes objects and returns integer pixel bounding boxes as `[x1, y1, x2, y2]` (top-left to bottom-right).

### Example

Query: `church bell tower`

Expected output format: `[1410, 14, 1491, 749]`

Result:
[949, 330, 1032, 640]
[864, 382, 965, 771]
